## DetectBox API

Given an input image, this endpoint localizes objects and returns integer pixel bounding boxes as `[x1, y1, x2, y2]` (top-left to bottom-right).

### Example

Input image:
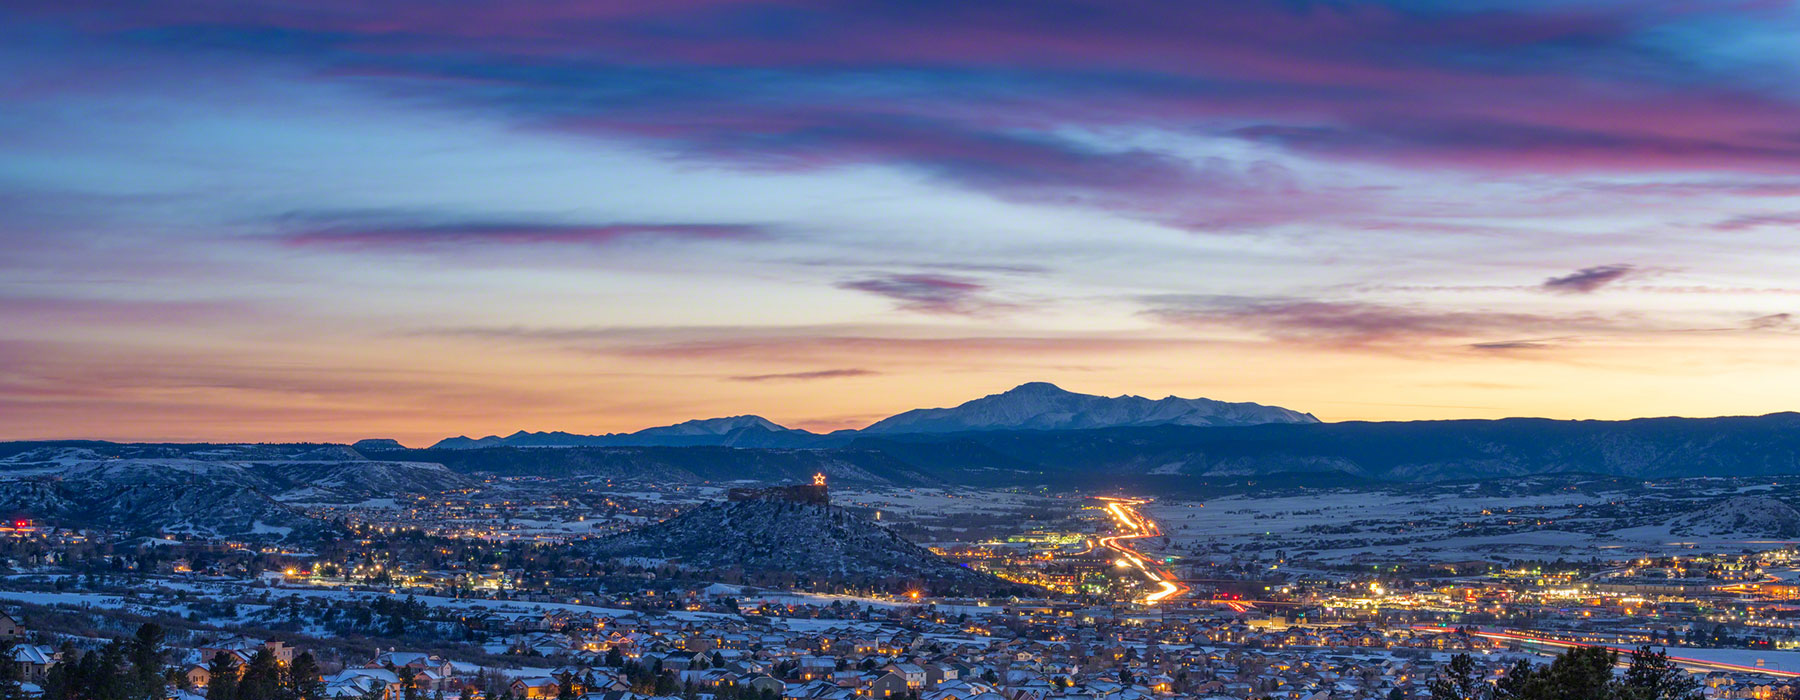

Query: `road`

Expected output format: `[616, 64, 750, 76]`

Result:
[1096, 496, 1189, 606]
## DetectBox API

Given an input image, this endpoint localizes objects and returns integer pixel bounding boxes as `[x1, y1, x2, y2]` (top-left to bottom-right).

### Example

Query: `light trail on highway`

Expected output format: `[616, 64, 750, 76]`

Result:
[1096, 496, 1189, 606]
[1411, 626, 1800, 678]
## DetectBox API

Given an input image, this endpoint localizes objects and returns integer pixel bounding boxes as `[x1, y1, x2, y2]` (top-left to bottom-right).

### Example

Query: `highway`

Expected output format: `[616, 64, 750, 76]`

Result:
[1411, 625, 1800, 678]
[1096, 496, 1189, 606]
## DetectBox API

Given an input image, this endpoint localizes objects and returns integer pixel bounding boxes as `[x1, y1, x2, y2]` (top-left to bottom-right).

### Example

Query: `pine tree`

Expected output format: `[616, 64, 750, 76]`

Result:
[1429, 653, 1482, 700]
[0, 637, 24, 700]
[1620, 646, 1702, 700]
[1490, 659, 1536, 700]
[77, 648, 111, 700]
[238, 649, 282, 700]
[398, 666, 420, 700]
[286, 653, 324, 700]
[1542, 646, 1616, 700]
[128, 623, 167, 700]
[206, 653, 240, 700]
[94, 642, 130, 700]
[42, 646, 80, 700]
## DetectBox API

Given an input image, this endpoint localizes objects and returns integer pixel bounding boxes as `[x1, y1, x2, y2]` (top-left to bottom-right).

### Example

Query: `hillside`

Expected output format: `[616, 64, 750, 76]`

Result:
[389, 445, 939, 484]
[1669, 496, 1800, 538]
[0, 446, 479, 538]
[586, 498, 1012, 595]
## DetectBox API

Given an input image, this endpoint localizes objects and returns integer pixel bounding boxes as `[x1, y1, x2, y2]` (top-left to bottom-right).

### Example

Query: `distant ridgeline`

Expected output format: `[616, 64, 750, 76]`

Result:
[727, 472, 830, 505]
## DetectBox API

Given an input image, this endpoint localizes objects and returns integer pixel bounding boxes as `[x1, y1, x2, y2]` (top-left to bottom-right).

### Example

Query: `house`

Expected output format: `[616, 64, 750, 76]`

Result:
[0, 611, 21, 638]
[11, 646, 57, 682]
[885, 665, 926, 689]
[742, 675, 787, 695]
[663, 651, 699, 672]
[370, 651, 458, 690]
[511, 677, 564, 700]
[799, 657, 837, 681]
[325, 669, 402, 700]
[199, 637, 293, 667]
[867, 673, 910, 699]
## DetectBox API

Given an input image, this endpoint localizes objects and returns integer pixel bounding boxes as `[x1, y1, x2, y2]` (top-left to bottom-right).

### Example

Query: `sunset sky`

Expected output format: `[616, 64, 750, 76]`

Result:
[5, 0, 1800, 444]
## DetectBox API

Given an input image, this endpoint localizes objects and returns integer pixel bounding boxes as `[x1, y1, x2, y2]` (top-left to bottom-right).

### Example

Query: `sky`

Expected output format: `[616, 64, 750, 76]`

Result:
[4, 0, 1800, 445]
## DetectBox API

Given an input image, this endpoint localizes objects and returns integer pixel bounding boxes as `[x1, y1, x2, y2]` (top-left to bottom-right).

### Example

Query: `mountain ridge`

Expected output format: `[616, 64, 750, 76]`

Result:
[426, 382, 1317, 449]
[860, 381, 1317, 434]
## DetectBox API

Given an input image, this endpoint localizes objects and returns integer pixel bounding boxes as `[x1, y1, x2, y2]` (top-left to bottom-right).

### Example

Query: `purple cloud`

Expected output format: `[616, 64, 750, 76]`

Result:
[728, 368, 878, 382]
[1713, 213, 1800, 232]
[1748, 313, 1796, 331]
[14, 0, 1799, 233]
[1542, 264, 1635, 294]
[837, 273, 1011, 315]
[279, 221, 764, 250]
[1142, 295, 1602, 346]
[1467, 339, 1559, 351]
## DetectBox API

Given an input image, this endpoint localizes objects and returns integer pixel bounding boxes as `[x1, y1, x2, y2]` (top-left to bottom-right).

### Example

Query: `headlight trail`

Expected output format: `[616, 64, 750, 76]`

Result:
[1095, 496, 1189, 606]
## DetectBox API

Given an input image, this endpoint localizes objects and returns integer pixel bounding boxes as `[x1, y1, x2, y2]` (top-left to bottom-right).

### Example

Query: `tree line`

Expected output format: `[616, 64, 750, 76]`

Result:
[33, 623, 174, 700]
[1429, 645, 1706, 700]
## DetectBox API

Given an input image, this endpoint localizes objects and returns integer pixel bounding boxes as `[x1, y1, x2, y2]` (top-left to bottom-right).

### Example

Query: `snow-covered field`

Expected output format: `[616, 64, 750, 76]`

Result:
[1143, 478, 1800, 564]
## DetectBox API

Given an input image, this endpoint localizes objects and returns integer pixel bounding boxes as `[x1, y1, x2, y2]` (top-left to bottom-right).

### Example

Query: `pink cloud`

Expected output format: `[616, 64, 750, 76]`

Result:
[278, 222, 765, 250]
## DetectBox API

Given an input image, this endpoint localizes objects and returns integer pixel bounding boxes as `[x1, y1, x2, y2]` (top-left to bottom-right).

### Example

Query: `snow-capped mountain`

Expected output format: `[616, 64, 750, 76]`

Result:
[430, 382, 1317, 448]
[431, 415, 809, 449]
[859, 382, 1318, 434]
[631, 415, 786, 437]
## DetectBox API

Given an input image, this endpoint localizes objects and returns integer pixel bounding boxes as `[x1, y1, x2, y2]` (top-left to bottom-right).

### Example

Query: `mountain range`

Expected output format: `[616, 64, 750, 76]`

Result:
[425, 382, 1318, 449]
[360, 411, 1800, 493]
[13, 399, 1800, 537]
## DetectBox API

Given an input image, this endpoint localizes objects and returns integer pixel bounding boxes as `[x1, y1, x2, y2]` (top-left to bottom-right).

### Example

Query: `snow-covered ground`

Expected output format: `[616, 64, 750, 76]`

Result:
[1143, 479, 1800, 564]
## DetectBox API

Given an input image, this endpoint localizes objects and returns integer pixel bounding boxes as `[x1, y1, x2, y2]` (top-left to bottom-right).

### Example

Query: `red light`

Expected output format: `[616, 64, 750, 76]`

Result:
[11, 520, 25, 528]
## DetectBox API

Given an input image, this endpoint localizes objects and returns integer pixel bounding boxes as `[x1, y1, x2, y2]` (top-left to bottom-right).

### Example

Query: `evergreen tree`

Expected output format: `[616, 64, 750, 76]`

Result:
[1490, 659, 1535, 700]
[238, 649, 282, 700]
[1542, 646, 1617, 700]
[1429, 653, 1482, 700]
[286, 653, 324, 700]
[206, 653, 240, 700]
[397, 666, 420, 700]
[1620, 646, 1702, 700]
[128, 623, 167, 700]
[42, 645, 80, 700]
[0, 637, 24, 700]
[94, 642, 130, 700]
